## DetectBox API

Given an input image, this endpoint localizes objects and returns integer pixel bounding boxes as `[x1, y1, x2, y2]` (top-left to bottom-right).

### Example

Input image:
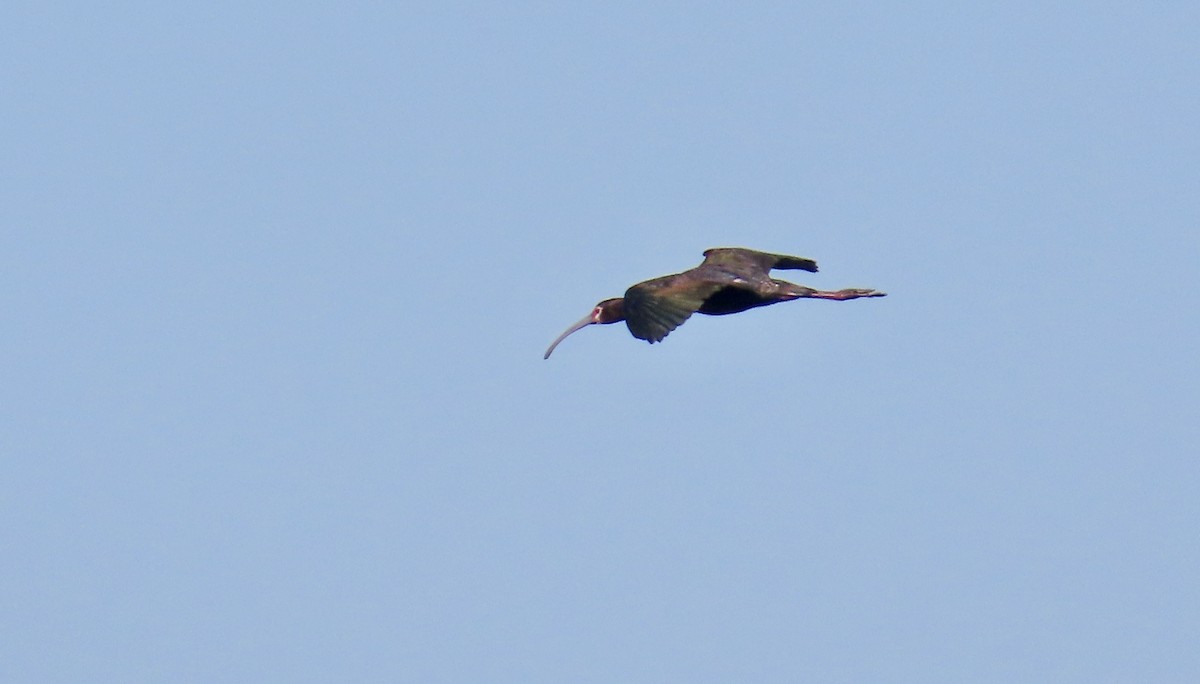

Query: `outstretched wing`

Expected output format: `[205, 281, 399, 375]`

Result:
[623, 275, 723, 344]
[700, 247, 818, 276]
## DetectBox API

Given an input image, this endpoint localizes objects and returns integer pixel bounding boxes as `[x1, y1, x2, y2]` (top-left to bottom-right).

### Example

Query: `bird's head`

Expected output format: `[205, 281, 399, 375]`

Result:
[543, 298, 626, 359]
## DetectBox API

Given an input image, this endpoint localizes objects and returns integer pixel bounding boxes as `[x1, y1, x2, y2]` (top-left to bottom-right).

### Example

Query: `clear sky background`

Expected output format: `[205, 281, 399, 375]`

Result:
[4, 3, 1198, 682]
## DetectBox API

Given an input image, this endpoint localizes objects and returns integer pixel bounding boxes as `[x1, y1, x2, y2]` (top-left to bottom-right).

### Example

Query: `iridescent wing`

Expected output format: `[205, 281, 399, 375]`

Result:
[700, 247, 818, 276]
[622, 275, 723, 344]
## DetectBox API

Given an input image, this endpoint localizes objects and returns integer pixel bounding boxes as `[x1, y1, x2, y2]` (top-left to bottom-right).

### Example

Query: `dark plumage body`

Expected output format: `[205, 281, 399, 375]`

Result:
[544, 247, 885, 358]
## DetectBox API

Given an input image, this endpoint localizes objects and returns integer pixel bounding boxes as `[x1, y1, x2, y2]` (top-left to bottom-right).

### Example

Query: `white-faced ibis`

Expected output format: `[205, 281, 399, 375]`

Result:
[544, 247, 886, 359]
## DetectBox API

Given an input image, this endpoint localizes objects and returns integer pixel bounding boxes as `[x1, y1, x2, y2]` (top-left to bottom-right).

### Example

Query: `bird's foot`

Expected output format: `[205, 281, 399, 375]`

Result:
[811, 288, 886, 300]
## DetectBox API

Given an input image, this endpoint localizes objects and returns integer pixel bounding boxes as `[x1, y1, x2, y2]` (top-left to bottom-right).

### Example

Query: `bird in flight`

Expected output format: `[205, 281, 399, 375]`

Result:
[544, 247, 885, 359]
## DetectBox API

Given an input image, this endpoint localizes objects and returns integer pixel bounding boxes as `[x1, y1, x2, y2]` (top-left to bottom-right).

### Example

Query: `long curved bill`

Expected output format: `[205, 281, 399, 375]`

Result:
[543, 313, 595, 359]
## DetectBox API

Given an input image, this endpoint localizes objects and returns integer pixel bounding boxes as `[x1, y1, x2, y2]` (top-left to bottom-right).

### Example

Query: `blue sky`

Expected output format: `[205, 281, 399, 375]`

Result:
[3, 3, 1198, 682]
